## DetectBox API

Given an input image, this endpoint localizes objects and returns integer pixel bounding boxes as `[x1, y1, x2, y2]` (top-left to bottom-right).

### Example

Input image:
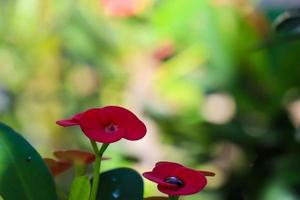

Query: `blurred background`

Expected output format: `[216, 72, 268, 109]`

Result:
[1, 0, 300, 199]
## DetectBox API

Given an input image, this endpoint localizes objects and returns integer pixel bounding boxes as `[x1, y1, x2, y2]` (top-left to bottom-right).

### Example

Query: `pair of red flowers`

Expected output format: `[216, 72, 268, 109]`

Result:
[56, 106, 214, 196]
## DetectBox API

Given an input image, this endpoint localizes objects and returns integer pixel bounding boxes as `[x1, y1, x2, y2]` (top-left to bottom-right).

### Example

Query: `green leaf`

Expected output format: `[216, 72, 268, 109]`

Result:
[0, 122, 57, 200]
[144, 197, 169, 200]
[273, 10, 300, 33]
[96, 168, 143, 200]
[68, 176, 90, 200]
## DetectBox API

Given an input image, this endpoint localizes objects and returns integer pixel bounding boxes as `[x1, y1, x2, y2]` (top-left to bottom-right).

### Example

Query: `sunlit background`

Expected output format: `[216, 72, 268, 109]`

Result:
[1, 0, 300, 199]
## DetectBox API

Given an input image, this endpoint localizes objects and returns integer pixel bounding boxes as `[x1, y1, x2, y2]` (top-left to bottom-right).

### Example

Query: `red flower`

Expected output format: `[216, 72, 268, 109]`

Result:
[56, 112, 83, 127]
[143, 161, 214, 196]
[56, 106, 147, 143]
[44, 150, 109, 176]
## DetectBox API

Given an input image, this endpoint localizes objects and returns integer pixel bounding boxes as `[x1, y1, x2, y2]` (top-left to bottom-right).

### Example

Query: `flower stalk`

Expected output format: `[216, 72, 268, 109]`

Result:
[89, 141, 109, 200]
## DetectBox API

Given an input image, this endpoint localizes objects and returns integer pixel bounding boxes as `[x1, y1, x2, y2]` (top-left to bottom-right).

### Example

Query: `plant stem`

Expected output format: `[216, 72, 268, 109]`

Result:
[89, 141, 109, 200]
[168, 196, 180, 200]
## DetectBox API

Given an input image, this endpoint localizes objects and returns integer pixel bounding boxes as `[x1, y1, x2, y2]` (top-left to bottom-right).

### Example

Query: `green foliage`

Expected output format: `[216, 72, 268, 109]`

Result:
[68, 176, 91, 200]
[0, 122, 57, 200]
[96, 168, 143, 200]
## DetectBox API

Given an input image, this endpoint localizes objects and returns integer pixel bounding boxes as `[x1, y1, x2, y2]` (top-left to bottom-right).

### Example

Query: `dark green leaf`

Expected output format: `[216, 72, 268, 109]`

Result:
[96, 168, 143, 200]
[0, 122, 57, 200]
[273, 10, 300, 33]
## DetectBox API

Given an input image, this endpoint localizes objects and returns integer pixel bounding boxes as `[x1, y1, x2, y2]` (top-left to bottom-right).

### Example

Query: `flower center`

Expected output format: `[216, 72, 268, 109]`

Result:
[164, 176, 184, 187]
[104, 123, 118, 133]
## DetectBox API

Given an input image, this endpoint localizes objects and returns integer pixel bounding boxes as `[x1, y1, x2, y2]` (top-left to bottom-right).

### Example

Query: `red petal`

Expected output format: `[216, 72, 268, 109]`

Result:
[143, 172, 178, 188]
[54, 150, 96, 164]
[122, 118, 147, 140]
[84, 128, 124, 143]
[56, 112, 83, 127]
[151, 161, 183, 179]
[198, 170, 215, 177]
[155, 161, 182, 167]
[44, 158, 71, 176]
[98, 106, 146, 141]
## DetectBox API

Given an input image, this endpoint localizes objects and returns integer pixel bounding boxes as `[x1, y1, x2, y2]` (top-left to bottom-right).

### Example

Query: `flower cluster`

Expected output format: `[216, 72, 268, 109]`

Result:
[56, 105, 214, 200]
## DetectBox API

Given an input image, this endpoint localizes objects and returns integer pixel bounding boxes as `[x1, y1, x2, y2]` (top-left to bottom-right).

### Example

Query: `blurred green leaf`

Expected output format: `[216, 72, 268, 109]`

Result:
[96, 168, 143, 200]
[152, 0, 203, 44]
[262, 181, 298, 200]
[0, 122, 57, 200]
[68, 175, 91, 200]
